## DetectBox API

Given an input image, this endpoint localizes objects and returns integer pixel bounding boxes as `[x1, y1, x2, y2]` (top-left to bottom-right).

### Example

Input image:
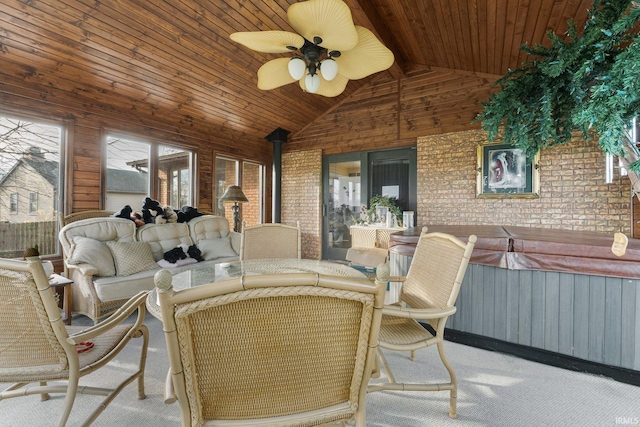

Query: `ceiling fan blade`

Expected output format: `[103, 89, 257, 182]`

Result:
[230, 31, 304, 53]
[288, 0, 358, 52]
[299, 73, 349, 97]
[335, 26, 394, 80]
[257, 58, 297, 90]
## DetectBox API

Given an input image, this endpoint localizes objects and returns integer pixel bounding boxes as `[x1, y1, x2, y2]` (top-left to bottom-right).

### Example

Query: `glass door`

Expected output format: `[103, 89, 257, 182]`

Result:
[369, 148, 417, 226]
[322, 148, 416, 261]
[322, 153, 367, 261]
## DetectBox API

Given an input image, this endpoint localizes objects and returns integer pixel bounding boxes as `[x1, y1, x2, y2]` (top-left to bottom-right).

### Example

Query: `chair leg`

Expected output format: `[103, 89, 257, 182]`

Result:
[370, 353, 381, 379]
[56, 372, 80, 427]
[39, 381, 50, 401]
[136, 325, 149, 400]
[376, 348, 396, 383]
[436, 341, 457, 419]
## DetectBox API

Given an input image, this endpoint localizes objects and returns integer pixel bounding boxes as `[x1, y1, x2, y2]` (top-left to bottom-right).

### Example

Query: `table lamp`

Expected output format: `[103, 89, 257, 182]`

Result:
[220, 185, 249, 232]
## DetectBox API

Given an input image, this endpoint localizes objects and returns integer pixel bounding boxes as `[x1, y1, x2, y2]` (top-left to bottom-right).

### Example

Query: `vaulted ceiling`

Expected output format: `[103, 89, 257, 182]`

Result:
[1, 0, 593, 146]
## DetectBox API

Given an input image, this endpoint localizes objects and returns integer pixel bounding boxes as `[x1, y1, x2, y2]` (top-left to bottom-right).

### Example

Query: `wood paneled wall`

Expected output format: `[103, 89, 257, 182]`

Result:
[285, 68, 498, 154]
[0, 89, 273, 215]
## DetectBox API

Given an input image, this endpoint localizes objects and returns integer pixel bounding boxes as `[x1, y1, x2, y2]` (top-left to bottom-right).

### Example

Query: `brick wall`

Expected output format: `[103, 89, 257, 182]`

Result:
[418, 130, 631, 233]
[279, 131, 631, 261]
[282, 149, 322, 259]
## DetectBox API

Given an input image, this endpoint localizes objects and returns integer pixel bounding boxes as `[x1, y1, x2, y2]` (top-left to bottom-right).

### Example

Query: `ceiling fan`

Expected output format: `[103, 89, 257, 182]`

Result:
[230, 0, 394, 97]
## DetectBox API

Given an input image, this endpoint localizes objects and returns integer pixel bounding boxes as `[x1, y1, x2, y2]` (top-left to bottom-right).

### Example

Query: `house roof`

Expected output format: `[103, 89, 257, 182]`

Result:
[0, 155, 58, 188]
[0, 155, 147, 195]
[106, 169, 148, 193]
[22, 156, 58, 187]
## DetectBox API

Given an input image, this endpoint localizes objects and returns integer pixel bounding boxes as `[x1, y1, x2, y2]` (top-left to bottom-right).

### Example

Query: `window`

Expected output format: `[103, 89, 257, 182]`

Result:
[9, 193, 18, 214]
[242, 161, 264, 226]
[29, 193, 38, 214]
[215, 157, 239, 217]
[0, 114, 65, 258]
[215, 157, 265, 227]
[105, 135, 194, 212]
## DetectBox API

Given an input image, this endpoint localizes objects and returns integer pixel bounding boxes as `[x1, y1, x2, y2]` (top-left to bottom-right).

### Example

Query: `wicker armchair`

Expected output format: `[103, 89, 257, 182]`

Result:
[368, 228, 476, 419]
[239, 221, 302, 260]
[0, 257, 149, 427]
[154, 267, 386, 426]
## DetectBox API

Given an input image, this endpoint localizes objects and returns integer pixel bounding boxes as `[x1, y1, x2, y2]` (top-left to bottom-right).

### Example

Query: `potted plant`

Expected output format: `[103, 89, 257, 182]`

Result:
[367, 195, 402, 226]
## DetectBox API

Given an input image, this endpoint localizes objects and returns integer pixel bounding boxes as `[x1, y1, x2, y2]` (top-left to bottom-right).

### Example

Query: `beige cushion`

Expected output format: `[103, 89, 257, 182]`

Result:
[188, 215, 231, 242]
[59, 217, 136, 257]
[198, 237, 237, 260]
[106, 241, 160, 276]
[136, 222, 193, 261]
[67, 236, 116, 277]
[346, 247, 388, 267]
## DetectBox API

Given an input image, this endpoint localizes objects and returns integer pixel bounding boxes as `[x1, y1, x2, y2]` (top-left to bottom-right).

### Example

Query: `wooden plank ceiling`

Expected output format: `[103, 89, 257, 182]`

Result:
[0, 0, 593, 145]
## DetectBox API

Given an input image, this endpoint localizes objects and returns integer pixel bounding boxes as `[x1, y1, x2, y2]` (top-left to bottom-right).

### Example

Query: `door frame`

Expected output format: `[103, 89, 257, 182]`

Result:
[322, 147, 417, 260]
[322, 152, 368, 260]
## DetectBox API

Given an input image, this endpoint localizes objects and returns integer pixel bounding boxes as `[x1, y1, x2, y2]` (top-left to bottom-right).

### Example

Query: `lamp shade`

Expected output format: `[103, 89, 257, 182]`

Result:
[320, 58, 338, 81]
[305, 73, 320, 93]
[220, 185, 249, 203]
[288, 57, 306, 80]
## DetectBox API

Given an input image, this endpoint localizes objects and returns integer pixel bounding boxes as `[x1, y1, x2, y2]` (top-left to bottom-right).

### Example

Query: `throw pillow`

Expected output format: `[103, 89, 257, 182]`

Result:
[198, 237, 237, 260]
[67, 236, 116, 277]
[106, 241, 159, 276]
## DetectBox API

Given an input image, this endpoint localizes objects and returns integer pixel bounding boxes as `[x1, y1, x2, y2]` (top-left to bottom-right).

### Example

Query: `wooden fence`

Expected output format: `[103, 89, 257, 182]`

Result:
[0, 221, 58, 258]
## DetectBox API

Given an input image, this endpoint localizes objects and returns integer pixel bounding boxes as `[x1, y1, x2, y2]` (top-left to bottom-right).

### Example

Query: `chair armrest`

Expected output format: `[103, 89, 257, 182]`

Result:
[67, 263, 99, 277]
[388, 275, 406, 282]
[66, 291, 148, 344]
[229, 231, 242, 255]
[382, 304, 457, 320]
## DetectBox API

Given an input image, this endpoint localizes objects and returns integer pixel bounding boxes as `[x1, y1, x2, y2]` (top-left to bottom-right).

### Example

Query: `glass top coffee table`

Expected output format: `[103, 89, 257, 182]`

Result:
[146, 258, 368, 319]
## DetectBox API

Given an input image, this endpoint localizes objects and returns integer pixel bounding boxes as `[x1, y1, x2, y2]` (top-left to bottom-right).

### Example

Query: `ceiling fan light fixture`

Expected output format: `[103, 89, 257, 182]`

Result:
[305, 73, 320, 93]
[230, 0, 394, 97]
[319, 58, 338, 81]
[288, 57, 306, 80]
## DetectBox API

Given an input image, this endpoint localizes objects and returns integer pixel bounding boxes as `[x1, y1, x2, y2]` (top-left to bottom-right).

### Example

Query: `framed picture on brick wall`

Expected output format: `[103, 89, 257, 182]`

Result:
[476, 142, 539, 198]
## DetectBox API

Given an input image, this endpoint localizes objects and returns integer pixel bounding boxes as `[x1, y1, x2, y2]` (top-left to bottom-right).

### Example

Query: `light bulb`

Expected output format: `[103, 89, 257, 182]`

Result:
[320, 58, 338, 81]
[288, 57, 306, 80]
[305, 73, 320, 93]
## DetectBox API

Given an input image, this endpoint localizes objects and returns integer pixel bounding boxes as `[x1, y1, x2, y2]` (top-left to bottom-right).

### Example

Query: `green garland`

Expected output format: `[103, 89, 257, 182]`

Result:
[474, 0, 640, 170]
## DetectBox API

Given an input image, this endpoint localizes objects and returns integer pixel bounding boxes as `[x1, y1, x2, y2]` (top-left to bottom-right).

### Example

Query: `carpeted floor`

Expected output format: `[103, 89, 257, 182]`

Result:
[2, 313, 639, 427]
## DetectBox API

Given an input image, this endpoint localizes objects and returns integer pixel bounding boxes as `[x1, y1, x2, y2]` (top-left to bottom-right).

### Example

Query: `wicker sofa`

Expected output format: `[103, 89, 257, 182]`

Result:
[59, 214, 240, 323]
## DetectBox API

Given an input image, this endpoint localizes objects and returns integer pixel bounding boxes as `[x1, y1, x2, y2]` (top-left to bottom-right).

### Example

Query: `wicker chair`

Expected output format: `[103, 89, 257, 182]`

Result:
[0, 257, 149, 427]
[368, 228, 476, 419]
[153, 267, 386, 426]
[239, 221, 302, 260]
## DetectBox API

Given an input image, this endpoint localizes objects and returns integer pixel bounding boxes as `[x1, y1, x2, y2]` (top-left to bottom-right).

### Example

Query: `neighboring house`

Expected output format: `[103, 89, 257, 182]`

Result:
[105, 168, 148, 212]
[0, 147, 58, 223]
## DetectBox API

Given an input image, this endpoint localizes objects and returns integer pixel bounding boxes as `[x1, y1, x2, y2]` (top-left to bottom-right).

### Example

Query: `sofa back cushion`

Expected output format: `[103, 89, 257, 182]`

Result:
[188, 215, 231, 242]
[188, 215, 239, 260]
[59, 217, 136, 258]
[137, 222, 193, 261]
